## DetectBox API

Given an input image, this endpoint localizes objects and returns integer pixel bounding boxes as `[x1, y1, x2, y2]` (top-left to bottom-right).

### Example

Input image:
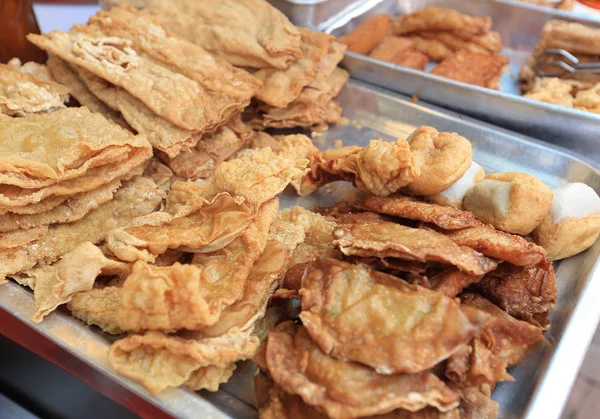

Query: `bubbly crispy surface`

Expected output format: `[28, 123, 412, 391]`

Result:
[299, 259, 488, 374]
[0, 226, 48, 250]
[431, 50, 508, 90]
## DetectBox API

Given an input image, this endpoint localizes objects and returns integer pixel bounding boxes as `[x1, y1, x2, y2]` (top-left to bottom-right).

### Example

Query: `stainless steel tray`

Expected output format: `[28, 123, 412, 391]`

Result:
[2, 79, 600, 419]
[267, 0, 365, 30]
[324, 0, 600, 164]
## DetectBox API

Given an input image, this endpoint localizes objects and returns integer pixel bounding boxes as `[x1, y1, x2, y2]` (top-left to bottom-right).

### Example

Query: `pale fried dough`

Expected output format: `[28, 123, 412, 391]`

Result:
[305, 41, 347, 95]
[392, 8, 491, 36]
[333, 220, 497, 275]
[67, 285, 124, 334]
[266, 322, 460, 418]
[300, 259, 488, 374]
[7, 58, 55, 82]
[339, 14, 391, 55]
[142, 159, 178, 193]
[431, 50, 509, 90]
[0, 226, 48, 250]
[523, 77, 576, 108]
[143, 0, 302, 69]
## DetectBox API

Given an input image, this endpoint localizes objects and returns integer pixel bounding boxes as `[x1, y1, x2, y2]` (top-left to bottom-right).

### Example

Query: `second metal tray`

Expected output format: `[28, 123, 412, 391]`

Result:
[1, 80, 600, 419]
[324, 0, 600, 165]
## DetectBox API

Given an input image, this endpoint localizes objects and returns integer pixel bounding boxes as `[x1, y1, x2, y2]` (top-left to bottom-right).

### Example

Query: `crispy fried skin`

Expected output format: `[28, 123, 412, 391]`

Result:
[430, 268, 483, 298]
[339, 14, 391, 55]
[445, 340, 513, 388]
[369, 36, 414, 62]
[406, 35, 453, 61]
[67, 285, 124, 334]
[540, 20, 600, 56]
[299, 259, 488, 374]
[390, 48, 429, 70]
[431, 50, 508, 90]
[266, 322, 460, 418]
[392, 8, 491, 36]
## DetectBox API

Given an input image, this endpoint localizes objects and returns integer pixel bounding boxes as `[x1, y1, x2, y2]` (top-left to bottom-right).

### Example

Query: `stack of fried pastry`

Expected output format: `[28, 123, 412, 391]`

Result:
[521, 20, 600, 114]
[339, 7, 508, 89]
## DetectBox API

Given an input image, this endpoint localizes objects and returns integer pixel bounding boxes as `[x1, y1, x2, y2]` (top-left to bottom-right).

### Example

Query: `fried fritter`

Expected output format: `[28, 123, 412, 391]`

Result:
[431, 51, 508, 90]
[369, 36, 414, 62]
[430, 268, 483, 298]
[406, 35, 453, 61]
[339, 14, 391, 55]
[67, 285, 124, 334]
[266, 322, 460, 418]
[299, 259, 488, 374]
[540, 20, 600, 57]
[390, 48, 429, 70]
[421, 31, 502, 54]
[392, 8, 491, 36]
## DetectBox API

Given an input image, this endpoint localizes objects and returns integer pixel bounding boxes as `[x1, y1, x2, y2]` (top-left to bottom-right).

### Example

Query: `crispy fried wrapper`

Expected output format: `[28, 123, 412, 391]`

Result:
[0, 177, 164, 280]
[333, 219, 497, 275]
[116, 199, 278, 331]
[357, 195, 482, 230]
[392, 7, 491, 37]
[108, 330, 259, 393]
[0, 226, 48, 250]
[300, 259, 488, 374]
[0, 63, 68, 117]
[430, 268, 483, 298]
[26, 242, 129, 323]
[67, 285, 124, 334]
[478, 261, 557, 329]
[266, 322, 460, 418]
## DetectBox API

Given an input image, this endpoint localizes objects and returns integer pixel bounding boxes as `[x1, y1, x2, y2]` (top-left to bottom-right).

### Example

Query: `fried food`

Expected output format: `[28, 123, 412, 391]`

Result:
[0, 177, 163, 280]
[369, 36, 414, 62]
[540, 20, 600, 57]
[421, 31, 503, 54]
[266, 322, 460, 418]
[7, 58, 55, 82]
[523, 77, 576, 108]
[108, 329, 259, 393]
[574, 83, 600, 114]
[406, 35, 453, 61]
[431, 50, 509, 90]
[0, 63, 68, 116]
[116, 199, 277, 331]
[392, 8, 491, 37]
[0, 226, 48, 250]
[428, 161, 485, 208]
[143, 0, 302, 69]
[304, 41, 347, 97]
[300, 259, 488, 374]
[430, 268, 483, 298]
[254, 29, 333, 108]
[463, 172, 553, 235]
[357, 195, 481, 230]
[142, 159, 178, 193]
[67, 285, 124, 334]
[390, 48, 429, 70]
[27, 242, 129, 323]
[533, 182, 600, 260]
[28, 5, 261, 132]
[478, 261, 557, 329]
[333, 219, 497, 275]
[406, 126, 473, 196]
[339, 14, 391, 55]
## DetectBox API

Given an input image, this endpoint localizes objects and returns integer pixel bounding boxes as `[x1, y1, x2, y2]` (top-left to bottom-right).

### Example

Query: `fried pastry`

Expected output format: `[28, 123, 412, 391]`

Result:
[0, 227, 48, 251]
[428, 161, 485, 208]
[523, 77, 576, 108]
[533, 182, 600, 260]
[67, 285, 124, 334]
[574, 83, 600, 114]
[339, 14, 391, 55]
[390, 48, 429, 70]
[431, 50, 509, 90]
[7, 58, 55, 82]
[369, 36, 414, 62]
[304, 41, 347, 97]
[406, 126, 473, 196]
[430, 268, 484, 298]
[406, 35, 454, 61]
[421, 31, 503, 54]
[463, 172, 553, 235]
[392, 8, 491, 37]
[266, 322, 460, 418]
[299, 259, 488, 374]
[540, 20, 600, 56]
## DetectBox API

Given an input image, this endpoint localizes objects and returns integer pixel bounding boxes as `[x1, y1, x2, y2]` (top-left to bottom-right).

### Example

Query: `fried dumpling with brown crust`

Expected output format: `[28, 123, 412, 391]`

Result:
[266, 322, 460, 418]
[333, 219, 497, 275]
[299, 259, 488, 374]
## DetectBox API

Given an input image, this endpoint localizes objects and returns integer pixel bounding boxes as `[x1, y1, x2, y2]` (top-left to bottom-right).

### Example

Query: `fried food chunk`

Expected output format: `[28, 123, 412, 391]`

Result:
[431, 50, 509, 90]
[406, 35, 453, 61]
[27, 242, 129, 323]
[461, 293, 544, 367]
[0, 63, 68, 116]
[430, 268, 483, 298]
[523, 77, 576, 108]
[406, 126, 473, 196]
[478, 261, 557, 329]
[539, 20, 600, 57]
[574, 83, 600, 114]
[116, 199, 277, 331]
[67, 285, 124, 334]
[392, 8, 491, 37]
[108, 330, 259, 393]
[369, 36, 414, 62]
[390, 48, 429, 70]
[333, 220, 497, 275]
[445, 340, 513, 388]
[0, 226, 48, 250]
[357, 195, 481, 230]
[300, 259, 488, 374]
[143, 0, 302, 69]
[266, 322, 460, 418]
[339, 14, 391, 55]
[421, 31, 503, 55]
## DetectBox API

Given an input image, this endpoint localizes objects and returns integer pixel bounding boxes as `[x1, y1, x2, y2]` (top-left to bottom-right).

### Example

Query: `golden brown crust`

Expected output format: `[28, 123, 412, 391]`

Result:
[533, 212, 600, 261]
[339, 14, 391, 55]
[431, 50, 509, 90]
[392, 8, 491, 37]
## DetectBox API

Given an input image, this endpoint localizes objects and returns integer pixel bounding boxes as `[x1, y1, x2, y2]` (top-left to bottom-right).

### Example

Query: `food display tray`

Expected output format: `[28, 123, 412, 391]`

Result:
[2, 79, 600, 419]
[267, 0, 365, 30]
[323, 0, 600, 164]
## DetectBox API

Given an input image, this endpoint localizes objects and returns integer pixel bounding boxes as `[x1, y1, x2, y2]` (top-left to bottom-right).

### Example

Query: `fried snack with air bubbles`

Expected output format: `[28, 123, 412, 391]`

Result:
[478, 260, 557, 329]
[254, 29, 333, 108]
[142, 158, 179, 193]
[0, 63, 68, 116]
[533, 182, 600, 260]
[523, 77, 576, 108]
[305, 41, 347, 95]
[299, 259, 488, 374]
[339, 14, 391, 55]
[333, 219, 497, 275]
[67, 285, 124, 334]
[302, 138, 419, 196]
[163, 114, 253, 179]
[26, 242, 130, 323]
[108, 329, 259, 393]
[463, 172, 553, 235]
[428, 161, 485, 208]
[406, 126, 472, 196]
[357, 195, 482, 230]
[0, 177, 163, 281]
[574, 83, 600, 114]
[454, 386, 498, 419]
[392, 7, 491, 37]
[461, 293, 543, 367]
[116, 199, 277, 332]
[143, 0, 302, 69]
[46, 56, 129, 128]
[213, 148, 309, 206]
[431, 51, 509, 90]
[429, 223, 547, 266]
[266, 322, 460, 418]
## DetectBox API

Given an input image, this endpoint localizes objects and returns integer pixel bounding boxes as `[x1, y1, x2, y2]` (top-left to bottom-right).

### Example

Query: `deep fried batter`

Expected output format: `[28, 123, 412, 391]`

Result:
[431, 50, 508, 90]
[430, 268, 483, 298]
[339, 14, 391, 55]
[392, 8, 491, 37]
[369, 36, 414, 62]
[445, 340, 513, 388]
[67, 285, 124, 334]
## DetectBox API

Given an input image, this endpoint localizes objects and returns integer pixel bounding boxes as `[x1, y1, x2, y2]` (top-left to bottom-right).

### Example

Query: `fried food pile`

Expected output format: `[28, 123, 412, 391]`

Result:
[339, 7, 508, 89]
[520, 20, 600, 114]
